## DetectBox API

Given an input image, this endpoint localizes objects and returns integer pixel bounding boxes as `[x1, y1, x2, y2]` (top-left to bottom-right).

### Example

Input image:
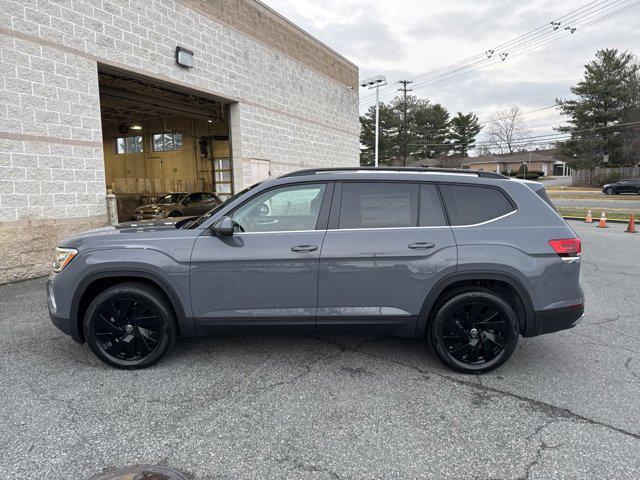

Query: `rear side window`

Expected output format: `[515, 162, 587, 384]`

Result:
[419, 184, 447, 226]
[439, 184, 514, 226]
[534, 188, 556, 210]
[339, 183, 418, 229]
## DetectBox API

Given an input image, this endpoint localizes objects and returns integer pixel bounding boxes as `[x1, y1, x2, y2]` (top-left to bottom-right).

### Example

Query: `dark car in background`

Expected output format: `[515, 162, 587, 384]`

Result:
[602, 178, 640, 195]
[132, 192, 222, 220]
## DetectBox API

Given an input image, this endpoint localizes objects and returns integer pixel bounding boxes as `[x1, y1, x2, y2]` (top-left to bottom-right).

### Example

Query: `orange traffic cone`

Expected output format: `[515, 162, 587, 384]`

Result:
[597, 212, 608, 229]
[626, 214, 637, 234]
[585, 209, 593, 223]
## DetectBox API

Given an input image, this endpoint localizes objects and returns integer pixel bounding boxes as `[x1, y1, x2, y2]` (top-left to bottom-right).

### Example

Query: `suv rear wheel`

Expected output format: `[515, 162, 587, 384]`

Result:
[83, 282, 177, 369]
[429, 287, 519, 373]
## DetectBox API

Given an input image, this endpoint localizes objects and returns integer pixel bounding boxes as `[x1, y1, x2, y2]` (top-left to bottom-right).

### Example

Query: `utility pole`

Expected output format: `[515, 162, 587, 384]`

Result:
[398, 80, 413, 166]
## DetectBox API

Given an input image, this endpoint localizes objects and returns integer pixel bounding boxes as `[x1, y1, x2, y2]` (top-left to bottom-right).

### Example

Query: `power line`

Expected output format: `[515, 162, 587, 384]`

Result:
[370, 3, 634, 105]
[403, 0, 640, 93]
[360, 0, 638, 106]
[361, 0, 632, 105]
[360, 0, 622, 104]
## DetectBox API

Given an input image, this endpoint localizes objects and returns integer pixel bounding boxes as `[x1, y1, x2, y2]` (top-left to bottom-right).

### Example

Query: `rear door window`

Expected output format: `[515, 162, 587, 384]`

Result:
[439, 184, 515, 226]
[339, 183, 418, 229]
[419, 184, 447, 227]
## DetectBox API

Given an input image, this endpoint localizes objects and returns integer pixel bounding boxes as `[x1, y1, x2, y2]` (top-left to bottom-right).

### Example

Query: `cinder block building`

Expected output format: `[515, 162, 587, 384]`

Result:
[0, 0, 360, 283]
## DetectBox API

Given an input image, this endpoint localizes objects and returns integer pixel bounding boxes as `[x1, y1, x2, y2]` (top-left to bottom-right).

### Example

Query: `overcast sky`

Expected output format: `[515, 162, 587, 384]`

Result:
[262, 0, 640, 145]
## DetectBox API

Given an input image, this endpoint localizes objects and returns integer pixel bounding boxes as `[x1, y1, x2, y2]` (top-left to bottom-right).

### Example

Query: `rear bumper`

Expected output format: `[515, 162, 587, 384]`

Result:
[527, 304, 584, 337]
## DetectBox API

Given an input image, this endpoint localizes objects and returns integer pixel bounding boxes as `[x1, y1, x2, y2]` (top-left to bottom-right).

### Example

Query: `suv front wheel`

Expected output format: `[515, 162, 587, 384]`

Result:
[83, 282, 177, 369]
[430, 287, 519, 373]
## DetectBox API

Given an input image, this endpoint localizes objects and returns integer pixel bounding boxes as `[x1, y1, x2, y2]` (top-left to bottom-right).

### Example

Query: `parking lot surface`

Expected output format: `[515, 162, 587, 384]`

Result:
[1, 221, 639, 479]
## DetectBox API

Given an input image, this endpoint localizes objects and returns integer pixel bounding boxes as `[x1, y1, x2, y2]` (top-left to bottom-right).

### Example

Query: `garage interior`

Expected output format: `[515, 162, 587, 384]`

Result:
[98, 68, 233, 220]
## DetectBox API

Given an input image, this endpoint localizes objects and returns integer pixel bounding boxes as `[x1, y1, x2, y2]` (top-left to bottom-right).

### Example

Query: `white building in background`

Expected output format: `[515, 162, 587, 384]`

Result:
[0, 0, 360, 283]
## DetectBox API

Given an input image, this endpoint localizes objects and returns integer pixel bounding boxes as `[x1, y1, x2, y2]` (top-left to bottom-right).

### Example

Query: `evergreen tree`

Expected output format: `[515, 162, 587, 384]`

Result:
[410, 102, 451, 158]
[449, 112, 482, 157]
[556, 49, 640, 168]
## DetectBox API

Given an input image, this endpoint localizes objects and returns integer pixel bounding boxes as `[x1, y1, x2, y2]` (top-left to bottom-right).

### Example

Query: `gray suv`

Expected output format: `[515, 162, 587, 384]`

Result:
[48, 168, 584, 373]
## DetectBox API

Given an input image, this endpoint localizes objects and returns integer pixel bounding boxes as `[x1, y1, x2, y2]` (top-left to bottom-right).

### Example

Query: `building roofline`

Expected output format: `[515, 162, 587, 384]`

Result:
[252, 0, 357, 69]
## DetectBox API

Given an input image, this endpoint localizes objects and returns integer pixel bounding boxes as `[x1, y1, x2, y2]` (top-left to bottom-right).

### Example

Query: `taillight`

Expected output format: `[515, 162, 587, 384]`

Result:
[549, 238, 581, 257]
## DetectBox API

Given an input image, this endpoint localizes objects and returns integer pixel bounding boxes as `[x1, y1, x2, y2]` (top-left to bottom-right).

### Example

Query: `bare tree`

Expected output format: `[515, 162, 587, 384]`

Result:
[487, 106, 530, 153]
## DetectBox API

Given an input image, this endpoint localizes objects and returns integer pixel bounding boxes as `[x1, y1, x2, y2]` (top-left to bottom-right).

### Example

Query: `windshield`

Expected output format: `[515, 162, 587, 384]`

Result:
[185, 183, 261, 228]
[154, 193, 186, 204]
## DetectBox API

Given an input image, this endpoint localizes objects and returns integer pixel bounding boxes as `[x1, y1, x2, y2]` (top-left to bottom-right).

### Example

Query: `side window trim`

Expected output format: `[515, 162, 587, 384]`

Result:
[227, 181, 332, 232]
[448, 209, 518, 228]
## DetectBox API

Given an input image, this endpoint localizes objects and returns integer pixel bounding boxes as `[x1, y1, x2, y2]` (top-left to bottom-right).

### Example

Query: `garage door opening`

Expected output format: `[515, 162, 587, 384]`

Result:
[98, 68, 234, 221]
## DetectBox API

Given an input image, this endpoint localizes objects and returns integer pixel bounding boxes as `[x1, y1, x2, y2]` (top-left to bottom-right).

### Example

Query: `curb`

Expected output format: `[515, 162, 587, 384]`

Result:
[563, 216, 630, 224]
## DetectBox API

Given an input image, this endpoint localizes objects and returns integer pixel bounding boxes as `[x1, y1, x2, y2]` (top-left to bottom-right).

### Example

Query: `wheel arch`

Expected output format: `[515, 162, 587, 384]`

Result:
[71, 269, 195, 343]
[416, 271, 536, 337]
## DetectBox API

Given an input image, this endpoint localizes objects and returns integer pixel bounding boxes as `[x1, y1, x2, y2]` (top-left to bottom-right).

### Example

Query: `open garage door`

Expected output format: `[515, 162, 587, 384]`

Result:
[98, 68, 234, 220]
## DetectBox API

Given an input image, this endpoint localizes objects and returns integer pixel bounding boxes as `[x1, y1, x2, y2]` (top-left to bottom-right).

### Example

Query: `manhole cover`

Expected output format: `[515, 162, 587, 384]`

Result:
[91, 465, 188, 480]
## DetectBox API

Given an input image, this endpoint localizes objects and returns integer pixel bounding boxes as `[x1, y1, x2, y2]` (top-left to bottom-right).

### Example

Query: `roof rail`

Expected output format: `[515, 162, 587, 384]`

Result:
[279, 167, 506, 179]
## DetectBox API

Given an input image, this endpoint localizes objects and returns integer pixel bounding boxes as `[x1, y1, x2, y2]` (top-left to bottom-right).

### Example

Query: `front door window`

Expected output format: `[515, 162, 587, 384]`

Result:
[232, 184, 326, 232]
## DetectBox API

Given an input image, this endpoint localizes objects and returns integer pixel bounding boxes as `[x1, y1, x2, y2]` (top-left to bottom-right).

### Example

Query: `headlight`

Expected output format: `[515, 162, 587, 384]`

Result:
[52, 247, 78, 273]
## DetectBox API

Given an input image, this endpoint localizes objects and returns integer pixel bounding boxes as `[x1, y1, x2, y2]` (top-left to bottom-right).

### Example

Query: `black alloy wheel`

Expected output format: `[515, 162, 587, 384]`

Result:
[430, 288, 519, 373]
[605, 187, 614, 195]
[84, 282, 176, 369]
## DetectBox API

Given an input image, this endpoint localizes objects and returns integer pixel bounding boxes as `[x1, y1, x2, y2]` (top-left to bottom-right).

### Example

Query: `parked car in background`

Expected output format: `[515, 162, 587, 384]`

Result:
[48, 167, 583, 374]
[602, 178, 640, 195]
[132, 192, 222, 220]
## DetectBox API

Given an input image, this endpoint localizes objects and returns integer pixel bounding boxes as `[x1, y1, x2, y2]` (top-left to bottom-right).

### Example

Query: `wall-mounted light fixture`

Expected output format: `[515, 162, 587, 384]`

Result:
[130, 125, 142, 130]
[176, 46, 194, 68]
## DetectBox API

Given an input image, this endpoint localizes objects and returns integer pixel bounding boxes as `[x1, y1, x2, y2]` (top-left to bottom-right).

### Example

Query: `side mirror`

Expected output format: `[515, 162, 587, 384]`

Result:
[211, 216, 234, 237]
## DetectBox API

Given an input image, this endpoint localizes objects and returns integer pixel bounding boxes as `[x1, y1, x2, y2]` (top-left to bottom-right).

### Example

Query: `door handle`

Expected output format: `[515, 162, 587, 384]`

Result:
[408, 242, 435, 250]
[291, 245, 319, 253]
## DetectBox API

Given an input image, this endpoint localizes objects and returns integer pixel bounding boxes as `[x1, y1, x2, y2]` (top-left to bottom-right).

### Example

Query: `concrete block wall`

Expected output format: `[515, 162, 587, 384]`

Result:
[0, 34, 105, 223]
[0, 0, 360, 283]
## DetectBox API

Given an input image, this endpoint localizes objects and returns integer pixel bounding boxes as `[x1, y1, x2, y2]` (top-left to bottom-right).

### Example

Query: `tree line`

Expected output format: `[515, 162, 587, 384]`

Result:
[359, 97, 482, 166]
[360, 48, 640, 171]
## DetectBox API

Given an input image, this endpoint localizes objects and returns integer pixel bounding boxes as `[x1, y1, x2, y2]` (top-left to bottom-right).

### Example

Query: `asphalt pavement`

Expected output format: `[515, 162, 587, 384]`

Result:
[1, 221, 639, 479]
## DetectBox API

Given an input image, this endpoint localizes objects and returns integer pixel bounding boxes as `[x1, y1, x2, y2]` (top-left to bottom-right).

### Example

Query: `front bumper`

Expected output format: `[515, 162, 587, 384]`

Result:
[528, 304, 584, 337]
[47, 277, 82, 343]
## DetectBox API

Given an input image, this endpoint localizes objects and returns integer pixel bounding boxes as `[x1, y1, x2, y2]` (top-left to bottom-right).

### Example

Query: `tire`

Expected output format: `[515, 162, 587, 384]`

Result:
[167, 210, 181, 217]
[429, 287, 519, 374]
[605, 187, 614, 195]
[83, 282, 177, 369]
